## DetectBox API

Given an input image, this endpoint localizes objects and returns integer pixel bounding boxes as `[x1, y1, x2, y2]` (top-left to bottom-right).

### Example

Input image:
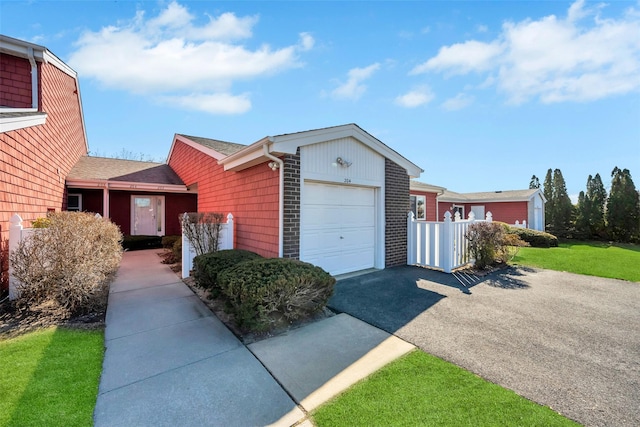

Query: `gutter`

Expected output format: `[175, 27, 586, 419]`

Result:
[263, 141, 284, 257]
[27, 47, 38, 109]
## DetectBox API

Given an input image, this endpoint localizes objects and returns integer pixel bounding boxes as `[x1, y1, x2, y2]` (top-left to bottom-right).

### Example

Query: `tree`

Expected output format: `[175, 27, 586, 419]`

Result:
[574, 190, 590, 239]
[606, 167, 640, 242]
[586, 173, 607, 238]
[529, 175, 540, 189]
[543, 169, 554, 230]
[551, 169, 573, 238]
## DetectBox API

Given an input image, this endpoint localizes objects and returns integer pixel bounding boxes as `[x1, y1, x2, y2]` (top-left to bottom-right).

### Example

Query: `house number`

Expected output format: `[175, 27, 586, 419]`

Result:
[344, 178, 352, 183]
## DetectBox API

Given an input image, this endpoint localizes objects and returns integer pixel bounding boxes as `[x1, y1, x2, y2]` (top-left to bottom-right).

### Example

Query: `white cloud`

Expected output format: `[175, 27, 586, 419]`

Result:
[477, 24, 489, 33]
[68, 1, 313, 114]
[331, 63, 380, 100]
[441, 93, 474, 111]
[411, 40, 504, 75]
[412, 0, 640, 104]
[395, 86, 434, 108]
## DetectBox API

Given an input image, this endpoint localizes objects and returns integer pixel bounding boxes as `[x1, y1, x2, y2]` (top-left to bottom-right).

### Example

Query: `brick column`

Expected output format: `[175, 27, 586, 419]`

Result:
[385, 158, 410, 268]
[282, 150, 300, 259]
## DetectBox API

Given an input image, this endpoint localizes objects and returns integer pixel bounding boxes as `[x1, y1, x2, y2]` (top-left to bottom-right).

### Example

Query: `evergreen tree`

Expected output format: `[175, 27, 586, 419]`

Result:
[543, 169, 554, 230]
[575, 190, 590, 239]
[551, 169, 573, 238]
[606, 167, 640, 242]
[586, 173, 607, 238]
[529, 175, 540, 189]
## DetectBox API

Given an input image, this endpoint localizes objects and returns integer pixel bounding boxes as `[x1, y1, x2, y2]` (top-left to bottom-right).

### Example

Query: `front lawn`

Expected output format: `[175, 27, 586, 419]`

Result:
[311, 350, 578, 426]
[0, 327, 104, 427]
[512, 240, 640, 282]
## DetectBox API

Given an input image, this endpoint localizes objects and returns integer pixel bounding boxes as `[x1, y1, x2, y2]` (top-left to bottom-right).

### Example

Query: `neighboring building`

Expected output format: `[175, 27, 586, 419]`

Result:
[410, 180, 546, 231]
[66, 156, 196, 236]
[168, 124, 423, 276]
[1, 35, 89, 291]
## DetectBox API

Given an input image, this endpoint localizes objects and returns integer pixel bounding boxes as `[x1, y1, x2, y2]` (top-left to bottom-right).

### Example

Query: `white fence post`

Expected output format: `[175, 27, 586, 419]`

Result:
[486, 211, 493, 222]
[8, 214, 23, 300]
[442, 211, 453, 273]
[407, 211, 416, 265]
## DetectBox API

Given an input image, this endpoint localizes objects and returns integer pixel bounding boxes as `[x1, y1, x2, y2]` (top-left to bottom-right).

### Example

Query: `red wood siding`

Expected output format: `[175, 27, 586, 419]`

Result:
[1, 60, 87, 242]
[411, 190, 439, 221]
[438, 201, 528, 224]
[169, 140, 279, 257]
[0, 54, 34, 108]
[164, 193, 197, 235]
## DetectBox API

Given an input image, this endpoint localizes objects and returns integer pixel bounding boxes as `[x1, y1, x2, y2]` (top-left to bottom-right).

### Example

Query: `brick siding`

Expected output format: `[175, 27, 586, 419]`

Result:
[168, 140, 280, 257]
[282, 150, 300, 259]
[385, 158, 409, 268]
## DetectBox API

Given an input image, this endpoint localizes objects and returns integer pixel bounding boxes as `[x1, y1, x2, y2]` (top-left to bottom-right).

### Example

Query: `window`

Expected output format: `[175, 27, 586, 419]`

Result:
[410, 195, 426, 220]
[452, 204, 465, 220]
[67, 194, 82, 212]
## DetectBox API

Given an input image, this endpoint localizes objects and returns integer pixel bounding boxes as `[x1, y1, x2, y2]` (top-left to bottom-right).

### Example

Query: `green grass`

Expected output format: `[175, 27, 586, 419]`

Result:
[0, 327, 104, 427]
[512, 240, 640, 282]
[312, 350, 578, 426]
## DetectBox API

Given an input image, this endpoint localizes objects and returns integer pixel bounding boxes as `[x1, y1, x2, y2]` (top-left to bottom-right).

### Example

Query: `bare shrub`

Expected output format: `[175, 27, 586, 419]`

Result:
[1, 239, 8, 293]
[180, 212, 224, 256]
[10, 212, 123, 316]
[466, 222, 528, 269]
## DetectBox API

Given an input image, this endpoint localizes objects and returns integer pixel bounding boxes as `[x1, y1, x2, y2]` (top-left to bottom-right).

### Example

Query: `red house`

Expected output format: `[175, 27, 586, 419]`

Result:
[65, 156, 196, 236]
[410, 180, 546, 231]
[1, 35, 89, 290]
[168, 125, 423, 276]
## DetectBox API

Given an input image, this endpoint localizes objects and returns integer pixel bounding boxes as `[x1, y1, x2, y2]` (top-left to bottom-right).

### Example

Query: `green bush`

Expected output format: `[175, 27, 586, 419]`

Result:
[161, 235, 180, 249]
[193, 249, 263, 296]
[501, 224, 559, 248]
[218, 258, 335, 332]
[122, 235, 162, 251]
[10, 212, 122, 316]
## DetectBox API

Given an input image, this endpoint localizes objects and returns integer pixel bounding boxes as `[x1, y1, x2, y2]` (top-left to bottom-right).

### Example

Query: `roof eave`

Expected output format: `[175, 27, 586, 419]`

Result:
[66, 178, 190, 193]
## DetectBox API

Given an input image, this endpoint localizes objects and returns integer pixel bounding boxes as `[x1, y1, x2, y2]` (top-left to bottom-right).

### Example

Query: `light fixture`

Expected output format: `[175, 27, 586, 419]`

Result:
[335, 157, 352, 167]
[268, 161, 280, 171]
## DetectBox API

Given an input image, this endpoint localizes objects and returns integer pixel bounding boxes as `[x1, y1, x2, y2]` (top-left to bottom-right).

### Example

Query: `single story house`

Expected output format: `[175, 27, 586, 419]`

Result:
[410, 180, 546, 231]
[168, 124, 423, 276]
[66, 156, 196, 236]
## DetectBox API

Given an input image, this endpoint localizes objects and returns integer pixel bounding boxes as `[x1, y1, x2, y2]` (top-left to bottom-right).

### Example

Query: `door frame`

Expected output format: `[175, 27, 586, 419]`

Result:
[131, 195, 165, 236]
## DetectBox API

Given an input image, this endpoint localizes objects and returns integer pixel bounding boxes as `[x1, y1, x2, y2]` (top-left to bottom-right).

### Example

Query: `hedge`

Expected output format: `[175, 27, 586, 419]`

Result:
[193, 249, 263, 296]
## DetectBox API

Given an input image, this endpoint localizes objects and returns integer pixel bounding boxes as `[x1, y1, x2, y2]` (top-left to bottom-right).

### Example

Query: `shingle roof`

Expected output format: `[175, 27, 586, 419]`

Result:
[439, 188, 540, 202]
[67, 156, 185, 185]
[178, 134, 246, 156]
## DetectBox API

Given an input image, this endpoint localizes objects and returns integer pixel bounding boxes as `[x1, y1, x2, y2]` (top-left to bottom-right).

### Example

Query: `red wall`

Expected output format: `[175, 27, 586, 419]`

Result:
[169, 140, 279, 257]
[1, 60, 87, 242]
[66, 189, 196, 236]
[410, 190, 439, 221]
[0, 54, 35, 108]
[438, 201, 528, 224]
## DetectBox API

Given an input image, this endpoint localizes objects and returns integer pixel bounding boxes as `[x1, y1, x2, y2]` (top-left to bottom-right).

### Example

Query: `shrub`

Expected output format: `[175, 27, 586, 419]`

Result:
[122, 235, 162, 251]
[502, 225, 559, 248]
[10, 212, 123, 316]
[193, 249, 263, 296]
[466, 222, 506, 269]
[161, 238, 183, 265]
[161, 235, 180, 249]
[218, 258, 335, 332]
[0, 239, 8, 294]
[180, 212, 225, 256]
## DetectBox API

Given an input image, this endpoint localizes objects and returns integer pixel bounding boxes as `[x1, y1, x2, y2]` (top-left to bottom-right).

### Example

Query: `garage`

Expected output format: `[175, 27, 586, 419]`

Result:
[301, 182, 376, 276]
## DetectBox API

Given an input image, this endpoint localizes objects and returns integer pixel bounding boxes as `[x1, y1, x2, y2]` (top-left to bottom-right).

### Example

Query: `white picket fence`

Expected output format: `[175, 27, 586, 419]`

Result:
[7, 214, 36, 299]
[407, 210, 492, 273]
[181, 213, 235, 279]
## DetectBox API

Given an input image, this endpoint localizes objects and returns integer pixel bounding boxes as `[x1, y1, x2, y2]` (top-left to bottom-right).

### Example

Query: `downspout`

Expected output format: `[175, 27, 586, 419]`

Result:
[263, 141, 284, 257]
[27, 47, 38, 109]
[436, 190, 444, 221]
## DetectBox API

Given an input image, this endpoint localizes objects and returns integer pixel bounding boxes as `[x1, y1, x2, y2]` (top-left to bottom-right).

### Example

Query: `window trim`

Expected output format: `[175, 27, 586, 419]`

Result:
[67, 193, 82, 212]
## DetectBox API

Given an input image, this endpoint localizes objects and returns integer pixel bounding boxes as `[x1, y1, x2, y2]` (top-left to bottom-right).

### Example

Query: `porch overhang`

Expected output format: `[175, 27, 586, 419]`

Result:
[66, 178, 191, 193]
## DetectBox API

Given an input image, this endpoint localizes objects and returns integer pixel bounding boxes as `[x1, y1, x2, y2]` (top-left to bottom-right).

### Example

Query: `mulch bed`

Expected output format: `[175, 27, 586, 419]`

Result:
[0, 296, 106, 340]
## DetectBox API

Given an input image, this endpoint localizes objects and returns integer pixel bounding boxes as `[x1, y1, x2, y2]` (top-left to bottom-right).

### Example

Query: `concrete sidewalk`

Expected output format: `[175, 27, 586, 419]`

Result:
[93, 250, 414, 427]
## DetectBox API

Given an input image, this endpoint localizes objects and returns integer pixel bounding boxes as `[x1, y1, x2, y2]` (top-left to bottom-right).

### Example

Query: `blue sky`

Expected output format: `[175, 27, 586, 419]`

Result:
[2, 0, 639, 201]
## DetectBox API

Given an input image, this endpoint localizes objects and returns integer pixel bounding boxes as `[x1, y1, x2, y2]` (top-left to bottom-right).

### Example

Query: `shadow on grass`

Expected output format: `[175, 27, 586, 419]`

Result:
[8, 328, 102, 427]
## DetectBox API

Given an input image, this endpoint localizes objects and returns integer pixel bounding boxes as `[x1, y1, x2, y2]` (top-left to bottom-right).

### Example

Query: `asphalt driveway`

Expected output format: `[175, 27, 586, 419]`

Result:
[329, 266, 640, 427]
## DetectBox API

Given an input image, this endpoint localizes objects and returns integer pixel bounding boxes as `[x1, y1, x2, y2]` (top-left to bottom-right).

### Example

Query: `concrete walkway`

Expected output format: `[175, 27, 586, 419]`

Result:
[93, 250, 413, 427]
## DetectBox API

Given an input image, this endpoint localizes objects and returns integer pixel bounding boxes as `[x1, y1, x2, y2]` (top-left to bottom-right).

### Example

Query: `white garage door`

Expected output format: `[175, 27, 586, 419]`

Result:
[301, 182, 376, 276]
